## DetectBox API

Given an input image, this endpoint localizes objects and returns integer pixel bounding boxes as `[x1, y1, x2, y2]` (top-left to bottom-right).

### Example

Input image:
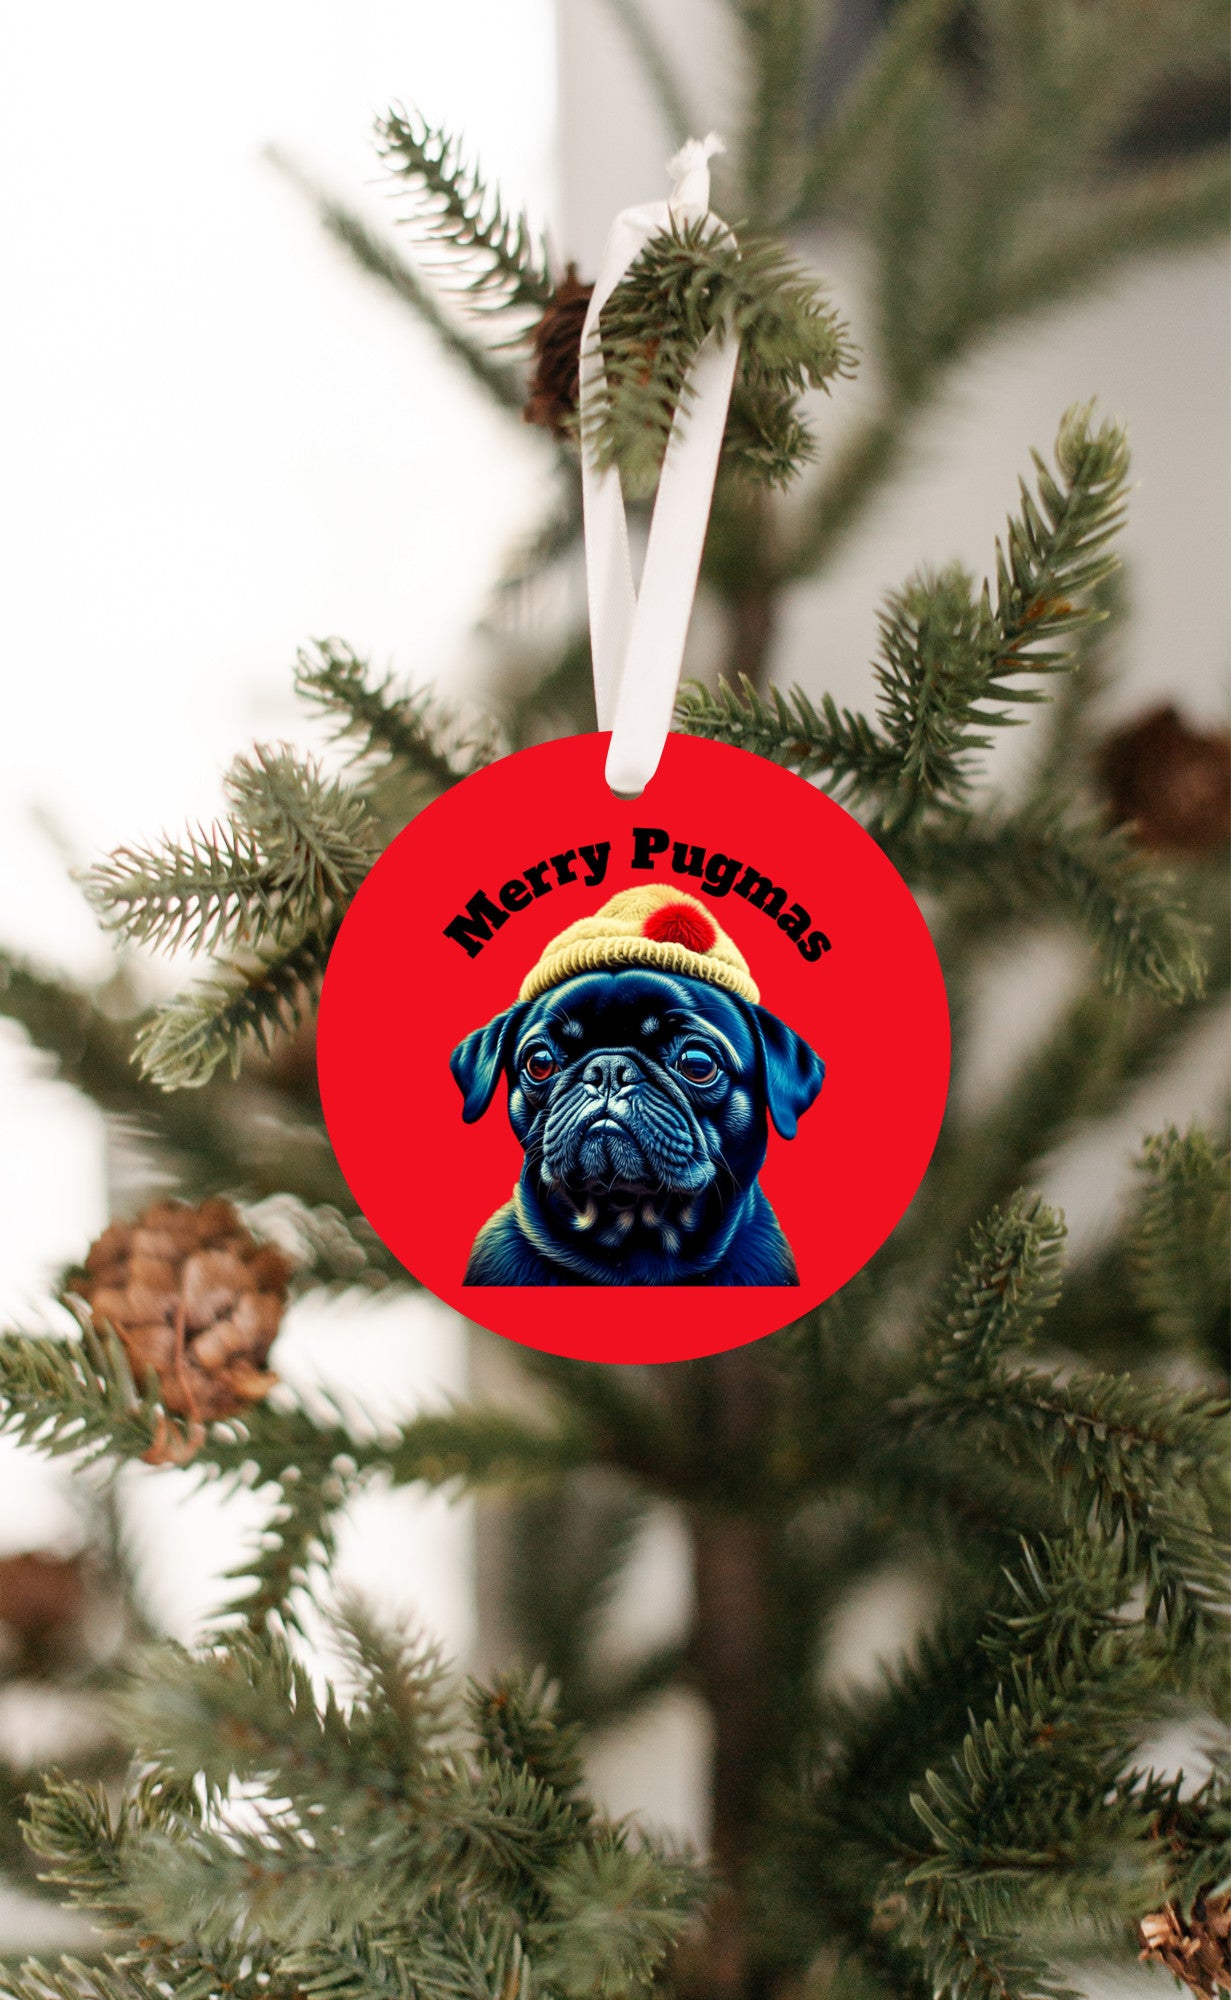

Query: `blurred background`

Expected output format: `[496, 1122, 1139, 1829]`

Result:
[0, 0, 1226, 1984]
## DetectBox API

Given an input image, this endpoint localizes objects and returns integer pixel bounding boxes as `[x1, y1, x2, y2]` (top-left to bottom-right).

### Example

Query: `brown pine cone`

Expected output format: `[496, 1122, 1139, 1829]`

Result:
[78, 1198, 291, 1462]
[1139, 1893, 1231, 1994]
[524, 267, 594, 436]
[0, 1552, 84, 1640]
[1100, 704, 1231, 855]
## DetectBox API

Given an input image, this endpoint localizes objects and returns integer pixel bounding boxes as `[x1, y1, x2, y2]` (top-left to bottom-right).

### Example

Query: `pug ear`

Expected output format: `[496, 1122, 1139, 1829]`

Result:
[450, 1005, 528, 1124]
[748, 1003, 825, 1140]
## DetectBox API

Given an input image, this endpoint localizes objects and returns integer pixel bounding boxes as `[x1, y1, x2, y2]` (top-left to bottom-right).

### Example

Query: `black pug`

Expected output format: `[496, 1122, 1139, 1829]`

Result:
[451, 966, 825, 1285]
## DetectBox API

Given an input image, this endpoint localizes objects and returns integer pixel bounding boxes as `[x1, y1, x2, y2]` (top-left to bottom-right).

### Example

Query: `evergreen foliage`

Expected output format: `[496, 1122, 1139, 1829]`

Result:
[586, 219, 854, 491]
[375, 107, 555, 315]
[0, 5, 1227, 1997]
[17, 1624, 701, 1999]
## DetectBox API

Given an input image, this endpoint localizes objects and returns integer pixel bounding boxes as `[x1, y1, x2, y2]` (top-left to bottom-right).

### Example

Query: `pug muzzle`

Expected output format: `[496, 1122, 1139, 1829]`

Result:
[450, 967, 825, 1285]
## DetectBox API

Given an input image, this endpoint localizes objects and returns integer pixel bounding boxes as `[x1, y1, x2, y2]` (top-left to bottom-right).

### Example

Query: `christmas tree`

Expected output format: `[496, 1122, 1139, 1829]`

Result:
[0, 3, 1228, 1995]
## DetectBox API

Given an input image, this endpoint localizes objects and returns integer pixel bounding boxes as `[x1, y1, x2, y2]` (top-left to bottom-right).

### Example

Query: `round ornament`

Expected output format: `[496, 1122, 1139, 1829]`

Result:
[317, 730, 949, 1362]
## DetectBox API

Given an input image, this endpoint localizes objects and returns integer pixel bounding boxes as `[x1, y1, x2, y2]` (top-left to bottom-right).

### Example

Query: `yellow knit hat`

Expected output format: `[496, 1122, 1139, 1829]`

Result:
[518, 884, 760, 1005]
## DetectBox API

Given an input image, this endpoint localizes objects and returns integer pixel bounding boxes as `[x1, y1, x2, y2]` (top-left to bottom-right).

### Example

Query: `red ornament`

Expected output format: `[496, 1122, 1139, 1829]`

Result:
[642, 901, 718, 953]
[318, 733, 951, 1362]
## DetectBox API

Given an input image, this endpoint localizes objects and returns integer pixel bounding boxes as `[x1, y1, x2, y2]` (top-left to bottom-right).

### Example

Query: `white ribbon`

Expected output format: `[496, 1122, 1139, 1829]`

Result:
[578, 135, 739, 798]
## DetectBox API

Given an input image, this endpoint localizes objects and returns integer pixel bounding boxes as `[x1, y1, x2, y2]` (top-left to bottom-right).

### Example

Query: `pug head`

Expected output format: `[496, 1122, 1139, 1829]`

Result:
[451, 967, 824, 1282]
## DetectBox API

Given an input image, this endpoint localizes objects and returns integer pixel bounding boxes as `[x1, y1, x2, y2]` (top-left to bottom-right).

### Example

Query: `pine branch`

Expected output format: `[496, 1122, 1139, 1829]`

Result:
[227, 747, 378, 901]
[782, 19, 1230, 584]
[868, 63, 946, 400]
[898, 981, 1220, 1275]
[924, 1193, 1067, 1384]
[226, 1472, 343, 1631]
[576, 1642, 694, 1734]
[80, 822, 271, 958]
[516, 1351, 686, 1495]
[294, 639, 503, 794]
[890, 809, 1206, 1003]
[496, 629, 596, 751]
[374, 107, 553, 315]
[83, 748, 375, 962]
[0, 951, 357, 1217]
[133, 924, 335, 1091]
[684, 407, 1132, 820]
[779, 400, 905, 582]
[533, 1835, 704, 1991]
[997, 151, 1231, 326]
[43, 1616, 707, 1979]
[1130, 1127, 1230, 1361]
[115, 1621, 448, 1810]
[282, 1918, 530, 2000]
[1133, 1753, 1231, 1914]
[791, 0, 956, 218]
[382, 1404, 594, 1493]
[502, 1474, 648, 1720]
[737, 0, 817, 224]
[865, 1534, 1217, 1993]
[675, 673, 898, 800]
[265, 149, 526, 413]
[599, 0, 699, 146]
[873, 405, 1130, 821]
[894, 1545, 1175, 1949]
[1, 1961, 180, 2000]
[467, 1666, 588, 1806]
[766, 1608, 1005, 1976]
[909, 1206, 1230, 1634]
[589, 218, 854, 492]
[891, 1888, 1079, 2000]
[0, 1342, 591, 1629]
[244, 1196, 395, 1297]
[0, 1327, 161, 1466]
[492, 471, 584, 599]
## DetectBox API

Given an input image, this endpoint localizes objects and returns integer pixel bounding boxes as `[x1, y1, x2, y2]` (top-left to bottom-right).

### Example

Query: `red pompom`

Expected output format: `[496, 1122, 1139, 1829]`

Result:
[642, 902, 718, 954]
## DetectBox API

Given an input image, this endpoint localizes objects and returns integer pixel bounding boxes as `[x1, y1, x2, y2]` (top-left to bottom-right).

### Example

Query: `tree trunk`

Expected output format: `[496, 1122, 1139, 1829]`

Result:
[687, 1347, 777, 1998]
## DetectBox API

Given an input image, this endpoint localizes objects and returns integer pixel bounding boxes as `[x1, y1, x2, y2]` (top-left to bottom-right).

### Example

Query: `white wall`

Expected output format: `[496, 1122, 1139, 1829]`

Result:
[0, 3, 556, 1846]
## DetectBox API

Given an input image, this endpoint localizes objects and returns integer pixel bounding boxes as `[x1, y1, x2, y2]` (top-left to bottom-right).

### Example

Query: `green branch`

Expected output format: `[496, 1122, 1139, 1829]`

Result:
[675, 674, 897, 799]
[0, 1328, 161, 1466]
[599, 0, 699, 145]
[791, 0, 956, 218]
[265, 149, 525, 412]
[891, 809, 1205, 1002]
[737, 0, 817, 223]
[133, 924, 336, 1090]
[25, 1619, 706, 1984]
[684, 407, 1133, 825]
[873, 405, 1129, 820]
[374, 107, 553, 314]
[924, 1194, 1067, 1384]
[83, 748, 375, 960]
[294, 639, 503, 792]
[1130, 1127, 1231, 1359]
[996, 150, 1231, 327]
[909, 1207, 1230, 1633]
[590, 218, 854, 492]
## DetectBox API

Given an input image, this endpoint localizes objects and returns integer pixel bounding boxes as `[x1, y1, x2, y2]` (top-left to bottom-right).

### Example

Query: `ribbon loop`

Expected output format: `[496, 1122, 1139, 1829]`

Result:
[578, 139, 739, 798]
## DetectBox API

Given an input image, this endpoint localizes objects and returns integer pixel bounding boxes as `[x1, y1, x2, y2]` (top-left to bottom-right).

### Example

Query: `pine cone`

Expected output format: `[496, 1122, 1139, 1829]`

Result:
[78, 1198, 291, 1462]
[0, 1552, 84, 1652]
[1139, 1893, 1231, 1994]
[1100, 704, 1231, 855]
[524, 268, 594, 436]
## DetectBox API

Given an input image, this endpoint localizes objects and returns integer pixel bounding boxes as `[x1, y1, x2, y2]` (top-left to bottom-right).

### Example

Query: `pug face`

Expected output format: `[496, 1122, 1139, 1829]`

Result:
[451, 967, 824, 1285]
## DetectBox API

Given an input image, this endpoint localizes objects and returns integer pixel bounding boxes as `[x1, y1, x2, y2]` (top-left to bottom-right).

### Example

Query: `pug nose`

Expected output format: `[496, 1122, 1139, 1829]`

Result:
[583, 1054, 638, 1096]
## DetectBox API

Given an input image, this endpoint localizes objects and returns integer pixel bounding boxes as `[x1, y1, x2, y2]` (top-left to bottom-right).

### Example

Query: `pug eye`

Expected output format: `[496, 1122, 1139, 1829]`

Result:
[523, 1047, 558, 1084]
[676, 1047, 719, 1085]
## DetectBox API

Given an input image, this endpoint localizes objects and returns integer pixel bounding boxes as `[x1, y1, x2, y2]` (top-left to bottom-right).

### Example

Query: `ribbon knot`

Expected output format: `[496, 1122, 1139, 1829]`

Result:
[578, 138, 739, 798]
